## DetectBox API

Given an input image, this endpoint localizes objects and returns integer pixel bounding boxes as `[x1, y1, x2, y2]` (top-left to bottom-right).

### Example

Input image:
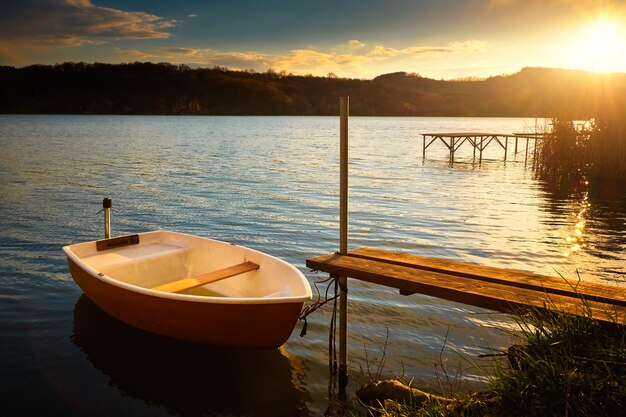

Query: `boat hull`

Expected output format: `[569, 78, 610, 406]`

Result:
[64, 231, 311, 348]
[68, 258, 304, 348]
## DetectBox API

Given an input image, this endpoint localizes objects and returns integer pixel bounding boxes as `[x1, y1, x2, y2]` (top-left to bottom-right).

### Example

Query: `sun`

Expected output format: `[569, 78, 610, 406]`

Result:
[582, 20, 622, 72]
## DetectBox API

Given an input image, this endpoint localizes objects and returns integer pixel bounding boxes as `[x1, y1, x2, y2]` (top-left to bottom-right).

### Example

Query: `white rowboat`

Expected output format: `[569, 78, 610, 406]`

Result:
[63, 231, 312, 348]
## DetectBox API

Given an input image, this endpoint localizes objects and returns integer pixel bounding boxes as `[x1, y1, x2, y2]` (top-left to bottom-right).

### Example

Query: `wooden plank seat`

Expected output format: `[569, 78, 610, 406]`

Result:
[306, 248, 626, 324]
[152, 261, 260, 293]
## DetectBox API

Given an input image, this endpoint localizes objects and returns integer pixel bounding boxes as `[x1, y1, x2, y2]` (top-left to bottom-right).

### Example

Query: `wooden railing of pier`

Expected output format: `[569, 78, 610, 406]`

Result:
[421, 132, 546, 164]
[307, 247, 626, 324]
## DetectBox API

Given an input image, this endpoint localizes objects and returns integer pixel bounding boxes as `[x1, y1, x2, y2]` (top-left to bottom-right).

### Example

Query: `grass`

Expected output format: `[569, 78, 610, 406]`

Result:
[367, 298, 626, 417]
[489, 308, 626, 416]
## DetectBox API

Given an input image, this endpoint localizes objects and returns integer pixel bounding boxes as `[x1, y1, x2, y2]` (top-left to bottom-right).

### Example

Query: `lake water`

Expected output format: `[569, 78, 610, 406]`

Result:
[1, 115, 624, 416]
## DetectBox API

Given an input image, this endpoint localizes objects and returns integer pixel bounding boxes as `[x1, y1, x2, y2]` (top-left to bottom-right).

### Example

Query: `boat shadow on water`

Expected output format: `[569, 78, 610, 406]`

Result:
[71, 295, 311, 416]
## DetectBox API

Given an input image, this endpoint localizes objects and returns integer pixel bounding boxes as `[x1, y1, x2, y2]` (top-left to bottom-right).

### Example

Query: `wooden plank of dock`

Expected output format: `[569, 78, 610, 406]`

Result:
[306, 248, 626, 324]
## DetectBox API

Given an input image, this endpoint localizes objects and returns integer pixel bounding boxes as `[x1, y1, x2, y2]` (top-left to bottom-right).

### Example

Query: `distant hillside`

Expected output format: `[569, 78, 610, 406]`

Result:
[1, 63, 624, 117]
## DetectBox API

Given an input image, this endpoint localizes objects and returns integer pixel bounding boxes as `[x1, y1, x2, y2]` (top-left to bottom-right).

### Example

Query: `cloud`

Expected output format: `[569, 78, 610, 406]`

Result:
[272, 49, 334, 67]
[368, 45, 399, 57]
[114, 47, 273, 70]
[115, 38, 488, 77]
[0, 0, 175, 46]
[188, 14, 197, 18]
[368, 40, 488, 58]
[447, 40, 489, 52]
[158, 47, 203, 57]
[347, 40, 366, 48]
[114, 48, 159, 60]
[154, 48, 269, 65]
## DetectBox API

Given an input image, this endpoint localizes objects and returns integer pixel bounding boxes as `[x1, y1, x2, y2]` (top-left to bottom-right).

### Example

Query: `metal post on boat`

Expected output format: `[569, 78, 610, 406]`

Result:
[338, 96, 349, 390]
[103, 198, 112, 239]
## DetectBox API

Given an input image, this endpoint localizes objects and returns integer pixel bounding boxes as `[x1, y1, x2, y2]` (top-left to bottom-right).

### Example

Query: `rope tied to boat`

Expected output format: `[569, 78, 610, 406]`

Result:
[298, 273, 340, 375]
[298, 274, 339, 337]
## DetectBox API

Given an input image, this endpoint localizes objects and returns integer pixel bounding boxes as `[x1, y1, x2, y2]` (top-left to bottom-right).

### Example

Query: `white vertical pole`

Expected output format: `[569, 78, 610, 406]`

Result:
[339, 97, 349, 388]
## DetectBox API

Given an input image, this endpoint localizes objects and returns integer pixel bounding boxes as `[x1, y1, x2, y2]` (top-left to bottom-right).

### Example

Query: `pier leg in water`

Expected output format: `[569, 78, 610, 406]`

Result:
[525, 138, 529, 166]
[504, 137, 508, 161]
[479, 136, 484, 163]
[450, 137, 455, 164]
[473, 136, 477, 160]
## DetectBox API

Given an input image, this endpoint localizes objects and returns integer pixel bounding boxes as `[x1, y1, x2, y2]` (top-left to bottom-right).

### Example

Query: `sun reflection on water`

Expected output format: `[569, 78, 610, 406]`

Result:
[562, 190, 589, 257]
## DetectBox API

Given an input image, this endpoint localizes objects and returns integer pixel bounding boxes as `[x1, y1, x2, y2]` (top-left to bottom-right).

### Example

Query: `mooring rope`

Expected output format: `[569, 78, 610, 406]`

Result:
[298, 274, 338, 336]
[329, 276, 338, 376]
[298, 274, 340, 374]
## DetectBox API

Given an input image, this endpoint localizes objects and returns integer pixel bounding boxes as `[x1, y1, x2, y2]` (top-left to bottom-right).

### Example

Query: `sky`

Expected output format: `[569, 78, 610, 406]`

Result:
[0, 0, 625, 79]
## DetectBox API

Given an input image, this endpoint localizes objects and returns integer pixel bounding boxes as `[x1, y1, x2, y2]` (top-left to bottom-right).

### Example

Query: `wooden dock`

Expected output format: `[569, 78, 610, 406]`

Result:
[307, 247, 626, 324]
[421, 132, 545, 164]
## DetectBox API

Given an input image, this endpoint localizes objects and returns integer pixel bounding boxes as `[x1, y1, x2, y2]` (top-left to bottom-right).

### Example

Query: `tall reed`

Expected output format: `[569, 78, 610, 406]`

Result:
[536, 110, 626, 180]
[586, 113, 626, 179]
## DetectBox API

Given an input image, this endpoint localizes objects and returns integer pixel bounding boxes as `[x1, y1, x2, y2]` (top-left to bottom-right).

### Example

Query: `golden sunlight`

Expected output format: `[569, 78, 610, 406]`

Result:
[581, 20, 622, 72]
[562, 193, 589, 257]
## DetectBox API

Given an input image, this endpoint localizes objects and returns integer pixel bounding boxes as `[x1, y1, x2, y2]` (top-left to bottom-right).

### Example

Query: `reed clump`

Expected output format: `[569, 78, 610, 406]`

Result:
[490, 309, 626, 416]
[367, 304, 626, 416]
[537, 110, 626, 180]
[586, 113, 626, 179]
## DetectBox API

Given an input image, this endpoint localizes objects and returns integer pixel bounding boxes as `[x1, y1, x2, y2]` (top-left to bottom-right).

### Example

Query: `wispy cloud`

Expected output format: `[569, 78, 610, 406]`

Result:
[114, 48, 160, 60]
[368, 45, 400, 57]
[115, 39, 488, 77]
[347, 40, 366, 48]
[158, 47, 203, 57]
[368, 40, 488, 58]
[153, 47, 270, 67]
[0, 0, 175, 46]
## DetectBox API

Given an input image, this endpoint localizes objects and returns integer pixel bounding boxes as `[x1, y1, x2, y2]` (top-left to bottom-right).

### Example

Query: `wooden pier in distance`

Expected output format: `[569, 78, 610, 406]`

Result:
[421, 132, 546, 164]
[307, 247, 626, 324]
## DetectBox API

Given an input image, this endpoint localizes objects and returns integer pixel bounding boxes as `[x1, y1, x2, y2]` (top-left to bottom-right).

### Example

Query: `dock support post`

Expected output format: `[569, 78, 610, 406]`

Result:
[504, 137, 508, 161]
[450, 137, 455, 163]
[339, 97, 349, 391]
[103, 198, 112, 238]
[472, 136, 476, 159]
[525, 138, 529, 166]
[479, 136, 484, 163]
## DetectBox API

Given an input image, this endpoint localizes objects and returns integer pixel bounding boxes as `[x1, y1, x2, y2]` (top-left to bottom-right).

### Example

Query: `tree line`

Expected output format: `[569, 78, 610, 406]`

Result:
[1, 62, 624, 117]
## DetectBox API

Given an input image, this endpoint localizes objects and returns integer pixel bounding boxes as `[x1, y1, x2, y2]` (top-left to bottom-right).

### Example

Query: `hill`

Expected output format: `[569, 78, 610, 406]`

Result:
[1, 63, 624, 117]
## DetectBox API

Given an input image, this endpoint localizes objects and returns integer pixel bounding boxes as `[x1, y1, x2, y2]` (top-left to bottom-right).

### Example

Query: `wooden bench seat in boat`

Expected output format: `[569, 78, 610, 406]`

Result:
[306, 247, 626, 324]
[152, 261, 260, 293]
